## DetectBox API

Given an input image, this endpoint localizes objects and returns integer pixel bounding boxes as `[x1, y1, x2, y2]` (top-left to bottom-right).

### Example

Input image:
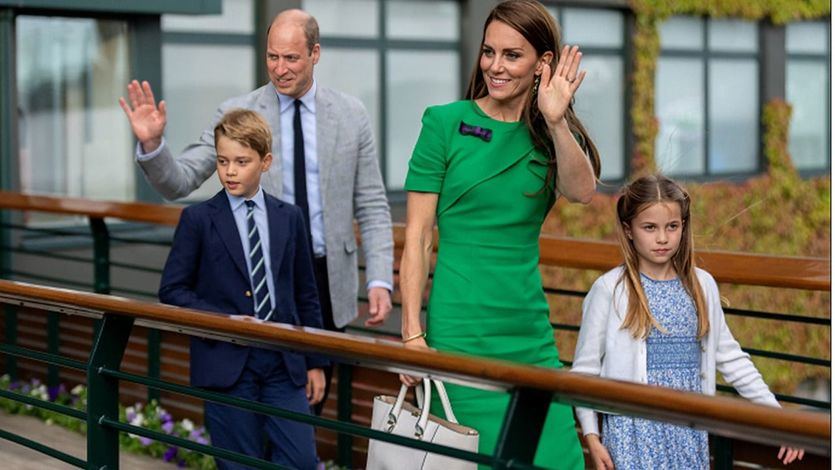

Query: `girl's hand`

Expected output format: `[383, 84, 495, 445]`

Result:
[399, 336, 430, 387]
[777, 446, 804, 465]
[585, 433, 614, 470]
[537, 45, 586, 128]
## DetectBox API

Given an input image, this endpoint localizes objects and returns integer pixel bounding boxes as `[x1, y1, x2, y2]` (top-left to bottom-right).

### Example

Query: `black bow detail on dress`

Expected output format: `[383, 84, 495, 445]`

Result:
[459, 121, 492, 142]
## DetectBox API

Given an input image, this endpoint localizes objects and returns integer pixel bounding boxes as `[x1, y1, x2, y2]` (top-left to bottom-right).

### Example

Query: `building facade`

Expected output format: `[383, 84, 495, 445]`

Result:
[0, 0, 829, 209]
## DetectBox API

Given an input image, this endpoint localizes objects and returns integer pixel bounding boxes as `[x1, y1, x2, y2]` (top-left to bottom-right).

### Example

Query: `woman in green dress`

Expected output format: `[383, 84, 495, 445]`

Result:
[398, 1, 601, 468]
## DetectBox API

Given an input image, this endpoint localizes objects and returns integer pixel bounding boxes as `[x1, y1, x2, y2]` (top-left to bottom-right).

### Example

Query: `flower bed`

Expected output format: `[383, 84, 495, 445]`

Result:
[0, 374, 215, 469]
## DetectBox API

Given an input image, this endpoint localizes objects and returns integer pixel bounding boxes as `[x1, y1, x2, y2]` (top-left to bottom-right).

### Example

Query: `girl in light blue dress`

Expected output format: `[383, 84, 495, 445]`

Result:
[572, 174, 804, 469]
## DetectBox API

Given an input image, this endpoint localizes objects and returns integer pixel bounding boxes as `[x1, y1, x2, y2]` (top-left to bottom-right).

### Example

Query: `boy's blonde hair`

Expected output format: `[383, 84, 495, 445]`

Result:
[213, 109, 272, 158]
[615, 174, 709, 339]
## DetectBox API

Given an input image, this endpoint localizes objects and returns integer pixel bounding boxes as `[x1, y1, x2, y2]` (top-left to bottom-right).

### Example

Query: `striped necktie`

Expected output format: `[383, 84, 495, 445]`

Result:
[245, 200, 272, 321]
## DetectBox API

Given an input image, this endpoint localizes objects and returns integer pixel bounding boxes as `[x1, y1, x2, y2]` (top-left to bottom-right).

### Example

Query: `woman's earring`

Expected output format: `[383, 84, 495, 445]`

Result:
[531, 75, 541, 97]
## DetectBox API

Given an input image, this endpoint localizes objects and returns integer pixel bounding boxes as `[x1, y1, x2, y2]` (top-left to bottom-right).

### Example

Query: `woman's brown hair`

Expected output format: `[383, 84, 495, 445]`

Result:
[465, 0, 601, 188]
[615, 174, 709, 339]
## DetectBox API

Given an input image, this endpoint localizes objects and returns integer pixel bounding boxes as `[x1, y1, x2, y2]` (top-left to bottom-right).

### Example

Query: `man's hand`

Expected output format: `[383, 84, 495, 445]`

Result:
[306, 368, 326, 405]
[118, 80, 167, 153]
[365, 287, 392, 327]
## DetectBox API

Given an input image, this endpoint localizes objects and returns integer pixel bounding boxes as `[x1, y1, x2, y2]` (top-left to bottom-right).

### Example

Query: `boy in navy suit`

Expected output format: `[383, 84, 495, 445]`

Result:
[159, 108, 326, 469]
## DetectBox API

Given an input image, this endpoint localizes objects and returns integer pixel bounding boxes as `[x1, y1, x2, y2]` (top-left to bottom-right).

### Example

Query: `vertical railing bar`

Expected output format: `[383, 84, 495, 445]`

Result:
[492, 387, 552, 469]
[88, 217, 109, 341]
[86, 313, 134, 470]
[47, 311, 59, 388]
[3, 305, 17, 380]
[713, 434, 735, 470]
[336, 363, 354, 467]
[89, 217, 110, 294]
[147, 328, 161, 403]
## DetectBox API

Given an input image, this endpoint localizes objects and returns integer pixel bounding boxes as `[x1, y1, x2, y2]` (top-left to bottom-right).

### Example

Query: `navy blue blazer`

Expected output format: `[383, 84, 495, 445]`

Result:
[159, 190, 328, 389]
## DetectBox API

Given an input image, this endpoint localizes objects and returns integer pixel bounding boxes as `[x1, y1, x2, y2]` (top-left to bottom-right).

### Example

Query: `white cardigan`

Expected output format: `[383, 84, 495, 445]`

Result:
[571, 266, 780, 436]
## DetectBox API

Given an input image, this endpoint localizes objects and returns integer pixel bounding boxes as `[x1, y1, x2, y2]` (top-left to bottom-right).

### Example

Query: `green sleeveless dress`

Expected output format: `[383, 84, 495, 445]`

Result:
[404, 100, 584, 469]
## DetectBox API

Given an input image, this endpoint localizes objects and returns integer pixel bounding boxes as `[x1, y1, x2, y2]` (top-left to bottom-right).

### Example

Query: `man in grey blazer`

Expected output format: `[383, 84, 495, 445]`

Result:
[120, 9, 393, 413]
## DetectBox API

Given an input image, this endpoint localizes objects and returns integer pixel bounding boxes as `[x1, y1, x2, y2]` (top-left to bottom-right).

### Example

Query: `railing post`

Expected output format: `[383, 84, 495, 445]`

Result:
[492, 387, 552, 468]
[47, 311, 59, 388]
[86, 313, 133, 470]
[713, 435, 735, 470]
[146, 329, 161, 403]
[88, 217, 110, 295]
[336, 363, 354, 467]
[3, 305, 17, 380]
[89, 217, 109, 340]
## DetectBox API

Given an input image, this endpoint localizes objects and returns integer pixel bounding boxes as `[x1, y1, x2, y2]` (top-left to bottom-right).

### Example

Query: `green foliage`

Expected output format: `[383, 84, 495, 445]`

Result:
[627, 0, 830, 173]
[629, 13, 660, 175]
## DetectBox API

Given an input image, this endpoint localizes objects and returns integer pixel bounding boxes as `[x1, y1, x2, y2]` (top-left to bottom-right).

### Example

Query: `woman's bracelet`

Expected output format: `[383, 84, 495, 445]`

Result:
[401, 331, 426, 344]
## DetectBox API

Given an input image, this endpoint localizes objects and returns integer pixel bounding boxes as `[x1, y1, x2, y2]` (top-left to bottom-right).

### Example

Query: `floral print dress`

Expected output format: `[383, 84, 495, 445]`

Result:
[602, 274, 709, 469]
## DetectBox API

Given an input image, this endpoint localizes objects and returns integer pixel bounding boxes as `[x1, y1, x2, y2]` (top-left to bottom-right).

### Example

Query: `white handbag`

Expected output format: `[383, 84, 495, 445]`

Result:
[367, 378, 479, 470]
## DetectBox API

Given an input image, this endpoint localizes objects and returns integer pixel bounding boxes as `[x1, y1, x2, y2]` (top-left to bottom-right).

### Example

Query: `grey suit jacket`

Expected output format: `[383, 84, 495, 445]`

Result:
[138, 83, 393, 328]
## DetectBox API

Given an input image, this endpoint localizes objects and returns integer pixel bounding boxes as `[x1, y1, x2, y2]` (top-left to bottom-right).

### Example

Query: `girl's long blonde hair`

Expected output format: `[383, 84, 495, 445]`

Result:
[615, 174, 709, 339]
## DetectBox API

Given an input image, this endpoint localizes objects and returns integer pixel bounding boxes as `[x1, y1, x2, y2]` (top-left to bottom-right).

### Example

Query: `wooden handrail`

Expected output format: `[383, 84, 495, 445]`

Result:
[0, 191, 829, 290]
[393, 222, 829, 291]
[0, 279, 829, 455]
[0, 191, 182, 226]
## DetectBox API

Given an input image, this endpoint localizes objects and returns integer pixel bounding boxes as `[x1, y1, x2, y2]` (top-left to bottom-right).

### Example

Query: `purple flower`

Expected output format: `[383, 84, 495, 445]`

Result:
[162, 421, 175, 434]
[196, 435, 209, 445]
[31, 378, 41, 386]
[9, 381, 19, 390]
[139, 436, 153, 446]
[126, 410, 136, 422]
[47, 385, 64, 402]
[189, 429, 201, 441]
[163, 446, 178, 462]
[177, 459, 186, 468]
[159, 411, 172, 423]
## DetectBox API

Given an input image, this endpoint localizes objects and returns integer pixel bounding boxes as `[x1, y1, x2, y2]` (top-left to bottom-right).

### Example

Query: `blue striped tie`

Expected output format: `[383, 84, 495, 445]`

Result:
[245, 200, 272, 320]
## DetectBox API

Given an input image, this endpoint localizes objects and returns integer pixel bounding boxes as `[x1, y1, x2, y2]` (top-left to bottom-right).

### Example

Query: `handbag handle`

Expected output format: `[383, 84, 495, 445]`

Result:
[386, 379, 459, 439]
[415, 378, 458, 423]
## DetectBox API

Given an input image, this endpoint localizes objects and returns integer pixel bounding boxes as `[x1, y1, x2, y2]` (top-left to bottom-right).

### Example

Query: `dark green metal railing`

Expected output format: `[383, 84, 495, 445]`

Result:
[0, 279, 830, 470]
[0, 283, 593, 470]
[0, 194, 830, 470]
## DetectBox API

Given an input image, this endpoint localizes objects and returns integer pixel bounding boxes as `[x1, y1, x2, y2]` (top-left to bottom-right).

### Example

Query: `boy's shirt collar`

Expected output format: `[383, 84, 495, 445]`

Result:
[276, 80, 317, 114]
[225, 186, 266, 212]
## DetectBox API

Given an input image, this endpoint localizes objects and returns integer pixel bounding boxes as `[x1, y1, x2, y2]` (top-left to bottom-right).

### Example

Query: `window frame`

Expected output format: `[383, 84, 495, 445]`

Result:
[657, 15, 763, 180]
[550, 4, 632, 184]
[310, 0, 461, 193]
[785, 20, 831, 177]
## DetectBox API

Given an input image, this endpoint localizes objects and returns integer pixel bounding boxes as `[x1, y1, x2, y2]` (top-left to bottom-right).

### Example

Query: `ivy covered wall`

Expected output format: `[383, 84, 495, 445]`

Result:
[544, 1, 830, 395]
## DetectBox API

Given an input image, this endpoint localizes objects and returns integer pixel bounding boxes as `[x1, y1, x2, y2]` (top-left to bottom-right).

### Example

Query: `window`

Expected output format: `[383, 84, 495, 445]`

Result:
[554, 7, 627, 181]
[785, 21, 830, 172]
[655, 16, 760, 178]
[306, 0, 461, 191]
[161, 0, 257, 201]
[17, 16, 133, 209]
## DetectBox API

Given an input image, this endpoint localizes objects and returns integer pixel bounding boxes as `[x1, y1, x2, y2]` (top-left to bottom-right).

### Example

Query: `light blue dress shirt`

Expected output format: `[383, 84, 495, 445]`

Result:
[225, 187, 276, 313]
[276, 82, 326, 258]
[277, 82, 390, 292]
